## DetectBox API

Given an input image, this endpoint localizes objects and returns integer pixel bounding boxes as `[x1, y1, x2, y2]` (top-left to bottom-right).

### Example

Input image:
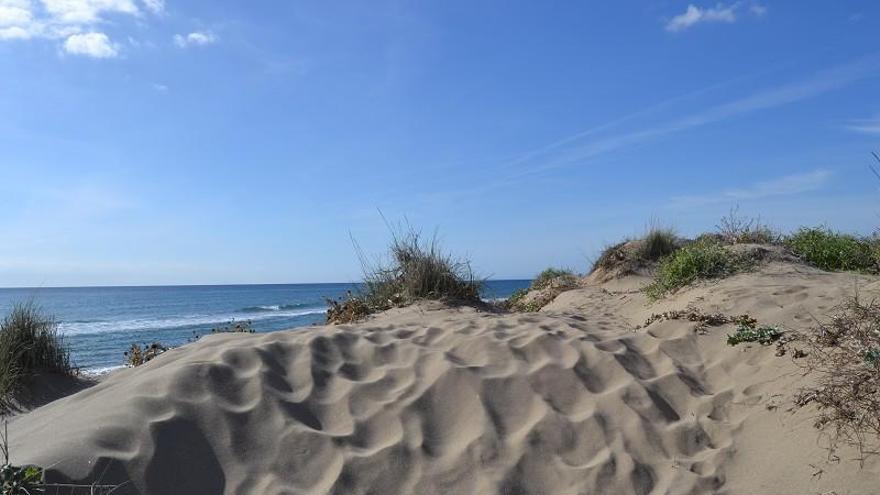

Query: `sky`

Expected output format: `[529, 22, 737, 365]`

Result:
[0, 0, 879, 287]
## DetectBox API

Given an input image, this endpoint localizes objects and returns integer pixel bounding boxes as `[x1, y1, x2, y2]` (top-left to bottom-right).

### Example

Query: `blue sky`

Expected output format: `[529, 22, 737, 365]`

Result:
[0, 1, 878, 286]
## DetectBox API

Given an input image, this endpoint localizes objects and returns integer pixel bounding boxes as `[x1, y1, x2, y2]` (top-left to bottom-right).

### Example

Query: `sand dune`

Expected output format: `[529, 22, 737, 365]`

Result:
[9, 261, 880, 494]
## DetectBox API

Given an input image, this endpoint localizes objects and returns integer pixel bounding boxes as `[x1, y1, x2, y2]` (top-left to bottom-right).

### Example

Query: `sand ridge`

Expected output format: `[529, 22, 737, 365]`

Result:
[9, 261, 880, 494]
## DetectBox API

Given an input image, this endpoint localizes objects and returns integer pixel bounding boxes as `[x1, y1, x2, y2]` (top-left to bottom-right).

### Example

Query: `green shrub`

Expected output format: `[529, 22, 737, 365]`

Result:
[0, 303, 71, 410]
[785, 227, 877, 272]
[591, 227, 679, 276]
[327, 227, 482, 323]
[644, 239, 745, 298]
[727, 325, 782, 346]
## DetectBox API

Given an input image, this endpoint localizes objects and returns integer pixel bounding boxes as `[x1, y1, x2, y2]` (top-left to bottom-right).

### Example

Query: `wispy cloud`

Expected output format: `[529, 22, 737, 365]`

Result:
[671, 170, 833, 207]
[173, 30, 216, 48]
[665, 2, 766, 32]
[0, 0, 163, 57]
[845, 115, 880, 135]
[507, 54, 880, 177]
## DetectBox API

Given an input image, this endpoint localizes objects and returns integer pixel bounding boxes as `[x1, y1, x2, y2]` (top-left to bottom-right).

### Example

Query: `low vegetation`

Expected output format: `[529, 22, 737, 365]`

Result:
[0, 303, 72, 411]
[715, 206, 779, 245]
[591, 227, 678, 276]
[505, 268, 579, 312]
[123, 342, 168, 367]
[327, 227, 482, 324]
[726, 324, 782, 346]
[785, 227, 878, 273]
[644, 238, 749, 299]
[795, 297, 880, 458]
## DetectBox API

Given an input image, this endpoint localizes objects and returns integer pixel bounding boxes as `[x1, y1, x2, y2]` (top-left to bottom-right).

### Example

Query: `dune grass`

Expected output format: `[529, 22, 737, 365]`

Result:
[0, 303, 72, 411]
[785, 227, 878, 273]
[327, 227, 482, 323]
[591, 227, 678, 275]
[644, 238, 747, 299]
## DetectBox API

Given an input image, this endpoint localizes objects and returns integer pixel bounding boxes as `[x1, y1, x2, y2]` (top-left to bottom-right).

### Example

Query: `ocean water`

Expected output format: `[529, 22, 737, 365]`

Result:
[0, 280, 529, 373]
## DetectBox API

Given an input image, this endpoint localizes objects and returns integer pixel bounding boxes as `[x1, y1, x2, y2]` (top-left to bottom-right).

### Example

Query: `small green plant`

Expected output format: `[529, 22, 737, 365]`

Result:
[644, 239, 745, 298]
[726, 325, 782, 346]
[785, 227, 877, 272]
[0, 303, 72, 411]
[0, 464, 42, 495]
[123, 342, 168, 367]
[189, 319, 256, 342]
[863, 348, 880, 365]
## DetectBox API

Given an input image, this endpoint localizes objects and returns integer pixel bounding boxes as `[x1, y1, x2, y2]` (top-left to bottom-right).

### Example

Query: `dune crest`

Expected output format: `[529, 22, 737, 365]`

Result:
[9, 262, 880, 494]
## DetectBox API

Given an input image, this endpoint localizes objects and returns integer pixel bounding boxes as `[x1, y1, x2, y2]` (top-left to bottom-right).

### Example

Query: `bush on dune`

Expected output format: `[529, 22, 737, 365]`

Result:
[327, 227, 483, 324]
[591, 226, 679, 276]
[505, 268, 579, 312]
[785, 227, 878, 273]
[0, 303, 72, 411]
[644, 238, 747, 299]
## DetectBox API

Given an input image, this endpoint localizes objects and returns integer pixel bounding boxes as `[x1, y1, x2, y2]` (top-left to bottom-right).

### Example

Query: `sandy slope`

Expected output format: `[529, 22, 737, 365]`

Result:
[9, 261, 880, 494]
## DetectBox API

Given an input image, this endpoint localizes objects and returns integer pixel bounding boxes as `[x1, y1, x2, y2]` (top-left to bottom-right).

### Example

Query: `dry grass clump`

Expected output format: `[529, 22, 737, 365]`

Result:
[0, 303, 72, 411]
[795, 296, 880, 458]
[327, 228, 482, 324]
[715, 206, 779, 245]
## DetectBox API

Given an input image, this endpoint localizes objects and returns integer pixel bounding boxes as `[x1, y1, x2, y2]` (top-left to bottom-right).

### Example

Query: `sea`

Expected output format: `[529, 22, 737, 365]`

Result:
[0, 280, 530, 373]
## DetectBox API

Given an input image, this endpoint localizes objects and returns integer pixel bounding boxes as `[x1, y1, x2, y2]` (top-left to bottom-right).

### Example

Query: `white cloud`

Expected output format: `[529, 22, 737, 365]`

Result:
[173, 30, 216, 47]
[505, 54, 880, 178]
[846, 116, 880, 135]
[151, 82, 167, 92]
[672, 170, 833, 207]
[0, 0, 164, 55]
[42, 0, 138, 24]
[665, 2, 766, 32]
[140, 0, 162, 14]
[63, 31, 117, 57]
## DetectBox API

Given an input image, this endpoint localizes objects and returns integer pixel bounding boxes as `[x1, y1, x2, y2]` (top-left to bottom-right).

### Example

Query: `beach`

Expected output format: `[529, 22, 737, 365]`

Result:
[8, 254, 880, 494]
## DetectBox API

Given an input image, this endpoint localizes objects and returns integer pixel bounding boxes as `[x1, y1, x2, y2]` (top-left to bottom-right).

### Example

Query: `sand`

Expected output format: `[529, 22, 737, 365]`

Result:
[8, 260, 880, 494]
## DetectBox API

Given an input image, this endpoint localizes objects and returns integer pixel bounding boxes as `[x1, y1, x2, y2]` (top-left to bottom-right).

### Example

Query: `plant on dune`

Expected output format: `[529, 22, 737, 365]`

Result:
[785, 227, 878, 273]
[591, 225, 679, 277]
[638, 227, 679, 261]
[644, 238, 747, 299]
[0, 303, 72, 411]
[503, 268, 579, 313]
[714, 206, 779, 245]
[327, 226, 483, 324]
[795, 296, 880, 460]
[530, 268, 578, 291]
[123, 342, 168, 367]
[726, 324, 782, 346]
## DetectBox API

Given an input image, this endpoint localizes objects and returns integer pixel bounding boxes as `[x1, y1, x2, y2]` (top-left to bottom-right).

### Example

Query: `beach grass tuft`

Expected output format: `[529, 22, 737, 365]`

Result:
[0, 302, 72, 411]
[327, 226, 482, 323]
